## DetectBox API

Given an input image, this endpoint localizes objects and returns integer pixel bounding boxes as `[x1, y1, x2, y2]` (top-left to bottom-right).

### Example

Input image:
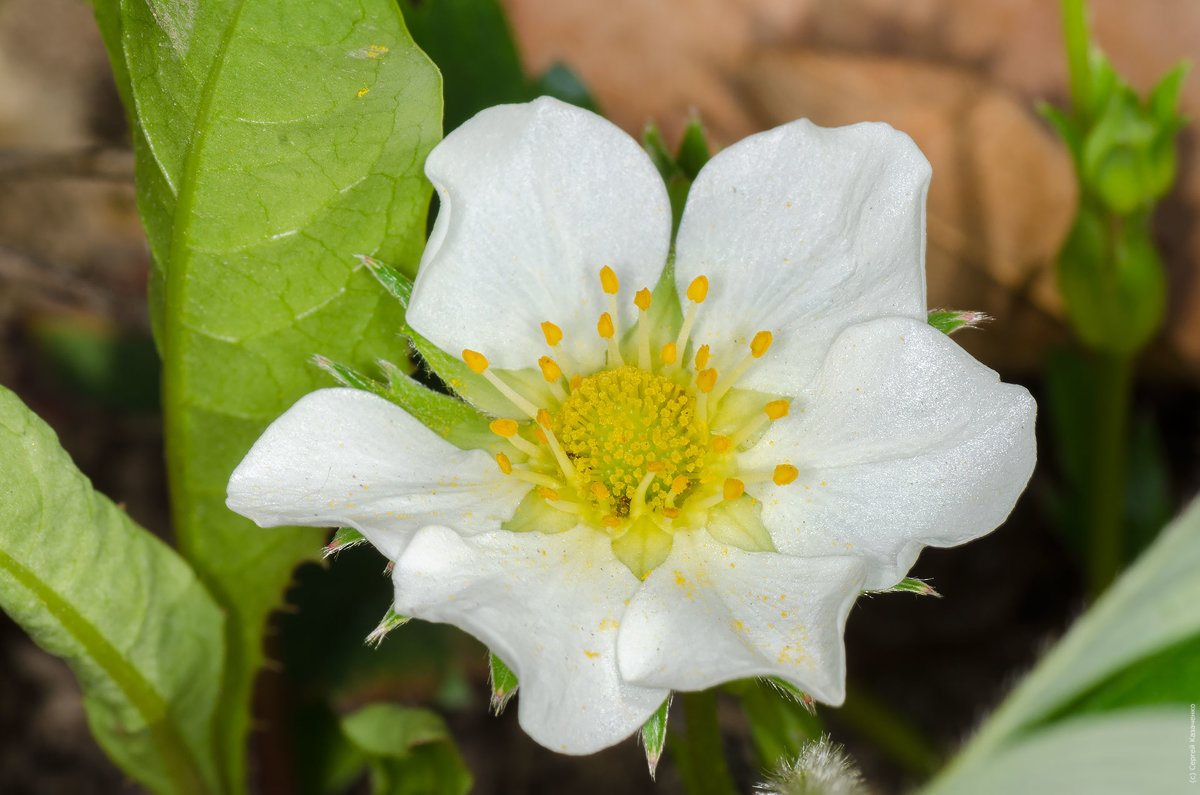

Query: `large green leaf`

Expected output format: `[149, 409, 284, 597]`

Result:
[88, 1, 441, 789]
[0, 385, 224, 794]
[923, 497, 1200, 792]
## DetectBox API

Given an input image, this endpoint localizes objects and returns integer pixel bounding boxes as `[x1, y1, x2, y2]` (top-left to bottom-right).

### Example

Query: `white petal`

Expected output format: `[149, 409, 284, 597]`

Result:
[226, 388, 527, 561]
[408, 97, 672, 373]
[675, 119, 930, 392]
[617, 532, 864, 704]
[393, 525, 669, 754]
[742, 317, 1037, 589]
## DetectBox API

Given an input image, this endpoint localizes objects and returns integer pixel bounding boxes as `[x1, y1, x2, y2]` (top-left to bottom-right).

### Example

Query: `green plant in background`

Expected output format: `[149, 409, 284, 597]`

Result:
[1041, 0, 1187, 597]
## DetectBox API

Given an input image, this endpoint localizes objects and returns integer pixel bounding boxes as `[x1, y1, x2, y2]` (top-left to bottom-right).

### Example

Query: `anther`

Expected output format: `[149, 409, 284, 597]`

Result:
[541, 321, 563, 347]
[495, 452, 513, 475]
[660, 342, 678, 366]
[712, 436, 731, 454]
[591, 482, 610, 500]
[600, 266, 620, 294]
[662, 507, 681, 519]
[602, 515, 622, 528]
[696, 368, 718, 393]
[490, 419, 541, 457]
[538, 356, 562, 382]
[634, 288, 652, 311]
[751, 331, 773, 358]
[686, 276, 709, 303]
[730, 399, 792, 449]
[597, 313, 615, 339]
[765, 400, 790, 420]
[463, 349, 489, 374]
[538, 486, 560, 501]
[723, 478, 745, 501]
[675, 275, 709, 367]
[671, 475, 690, 494]
[694, 345, 710, 371]
[597, 312, 624, 367]
[773, 464, 799, 485]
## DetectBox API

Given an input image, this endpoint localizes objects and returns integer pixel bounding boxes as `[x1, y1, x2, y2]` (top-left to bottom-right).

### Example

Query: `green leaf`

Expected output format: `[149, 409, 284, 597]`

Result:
[340, 703, 473, 795]
[924, 497, 1200, 791]
[0, 386, 224, 794]
[88, 1, 441, 789]
[923, 708, 1180, 795]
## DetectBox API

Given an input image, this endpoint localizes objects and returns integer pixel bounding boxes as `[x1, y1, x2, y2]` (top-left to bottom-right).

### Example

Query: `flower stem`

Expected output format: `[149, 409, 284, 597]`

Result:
[1085, 351, 1133, 598]
[838, 682, 940, 778]
[675, 690, 739, 795]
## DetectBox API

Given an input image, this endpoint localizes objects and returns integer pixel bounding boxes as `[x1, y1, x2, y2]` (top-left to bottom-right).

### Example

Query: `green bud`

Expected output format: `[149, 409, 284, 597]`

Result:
[1057, 205, 1166, 355]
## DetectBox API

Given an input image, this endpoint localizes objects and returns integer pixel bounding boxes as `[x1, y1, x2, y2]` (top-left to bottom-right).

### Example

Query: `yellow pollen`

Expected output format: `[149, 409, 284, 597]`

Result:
[687, 275, 709, 303]
[712, 436, 731, 454]
[495, 452, 513, 474]
[600, 266, 620, 294]
[597, 312, 615, 339]
[541, 321, 563, 347]
[553, 365, 707, 517]
[462, 349, 489, 374]
[538, 356, 563, 382]
[671, 475, 690, 494]
[634, 288, 652, 311]
[773, 464, 799, 485]
[538, 487, 560, 501]
[490, 419, 519, 437]
[765, 400, 790, 420]
[695, 345, 710, 370]
[696, 368, 718, 393]
[591, 482, 610, 499]
[660, 342, 678, 365]
[724, 478, 745, 500]
[662, 507, 680, 519]
[751, 331, 773, 358]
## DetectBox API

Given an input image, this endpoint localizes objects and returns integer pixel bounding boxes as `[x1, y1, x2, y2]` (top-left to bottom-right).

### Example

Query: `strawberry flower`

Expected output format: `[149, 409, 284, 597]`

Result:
[227, 97, 1036, 755]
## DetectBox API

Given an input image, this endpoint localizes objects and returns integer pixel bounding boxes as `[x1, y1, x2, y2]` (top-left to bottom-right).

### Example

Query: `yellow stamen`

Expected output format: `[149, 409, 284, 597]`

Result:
[536, 408, 579, 487]
[723, 478, 745, 501]
[686, 275, 709, 303]
[751, 330, 773, 358]
[490, 419, 519, 437]
[662, 507, 680, 519]
[635, 288, 652, 370]
[538, 356, 562, 382]
[495, 452, 513, 475]
[538, 486, 560, 501]
[597, 312, 615, 339]
[634, 288, 652, 311]
[671, 475, 690, 494]
[674, 275, 709, 367]
[602, 515, 622, 528]
[600, 266, 620, 295]
[541, 321, 563, 347]
[712, 435, 731, 454]
[696, 368, 718, 393]
[597, 312, 624, 366]
[462, 348, 489, 374]
[773, 464, 799, 485]
[694, 344, 710, 371]
[765, 400, 790, 420]
[591, 482, 610, 500]
[660, 342, 678, 366]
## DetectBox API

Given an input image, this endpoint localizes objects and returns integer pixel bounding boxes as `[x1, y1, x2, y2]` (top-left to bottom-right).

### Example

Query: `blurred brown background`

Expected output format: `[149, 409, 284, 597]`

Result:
[0, 0, 1196, 792]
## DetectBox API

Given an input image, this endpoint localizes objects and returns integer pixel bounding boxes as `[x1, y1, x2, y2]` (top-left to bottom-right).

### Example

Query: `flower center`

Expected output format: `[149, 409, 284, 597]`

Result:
[460, 267, 800, 578]
[555, 365, 707, 517]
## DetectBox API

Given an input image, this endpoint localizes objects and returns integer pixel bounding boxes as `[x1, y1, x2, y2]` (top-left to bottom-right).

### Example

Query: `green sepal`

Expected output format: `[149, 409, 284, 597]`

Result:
[324, 527, 368, 558]
[734, 678, 821, 771]
[314, 355, 392, 400]
[358, 254, 413, 309]
[675, 116, 712, 180]
[502, 489, 579, 535]
[640, 694, 673, 780]
[642, 117, 711, 235]
[868, 577, 941, 597]
[365, 606, 411, 648]
[927, 309, 991, 336]
[488, 651, 519, 715]
[378, 360, 496, 451]
[705, 495, 776, 553]
[611, 516, 674, 580]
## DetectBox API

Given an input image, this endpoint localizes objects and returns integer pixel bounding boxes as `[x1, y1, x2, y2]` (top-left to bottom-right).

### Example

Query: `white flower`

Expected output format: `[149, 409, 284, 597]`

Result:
[227, 97, 1036, 755]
